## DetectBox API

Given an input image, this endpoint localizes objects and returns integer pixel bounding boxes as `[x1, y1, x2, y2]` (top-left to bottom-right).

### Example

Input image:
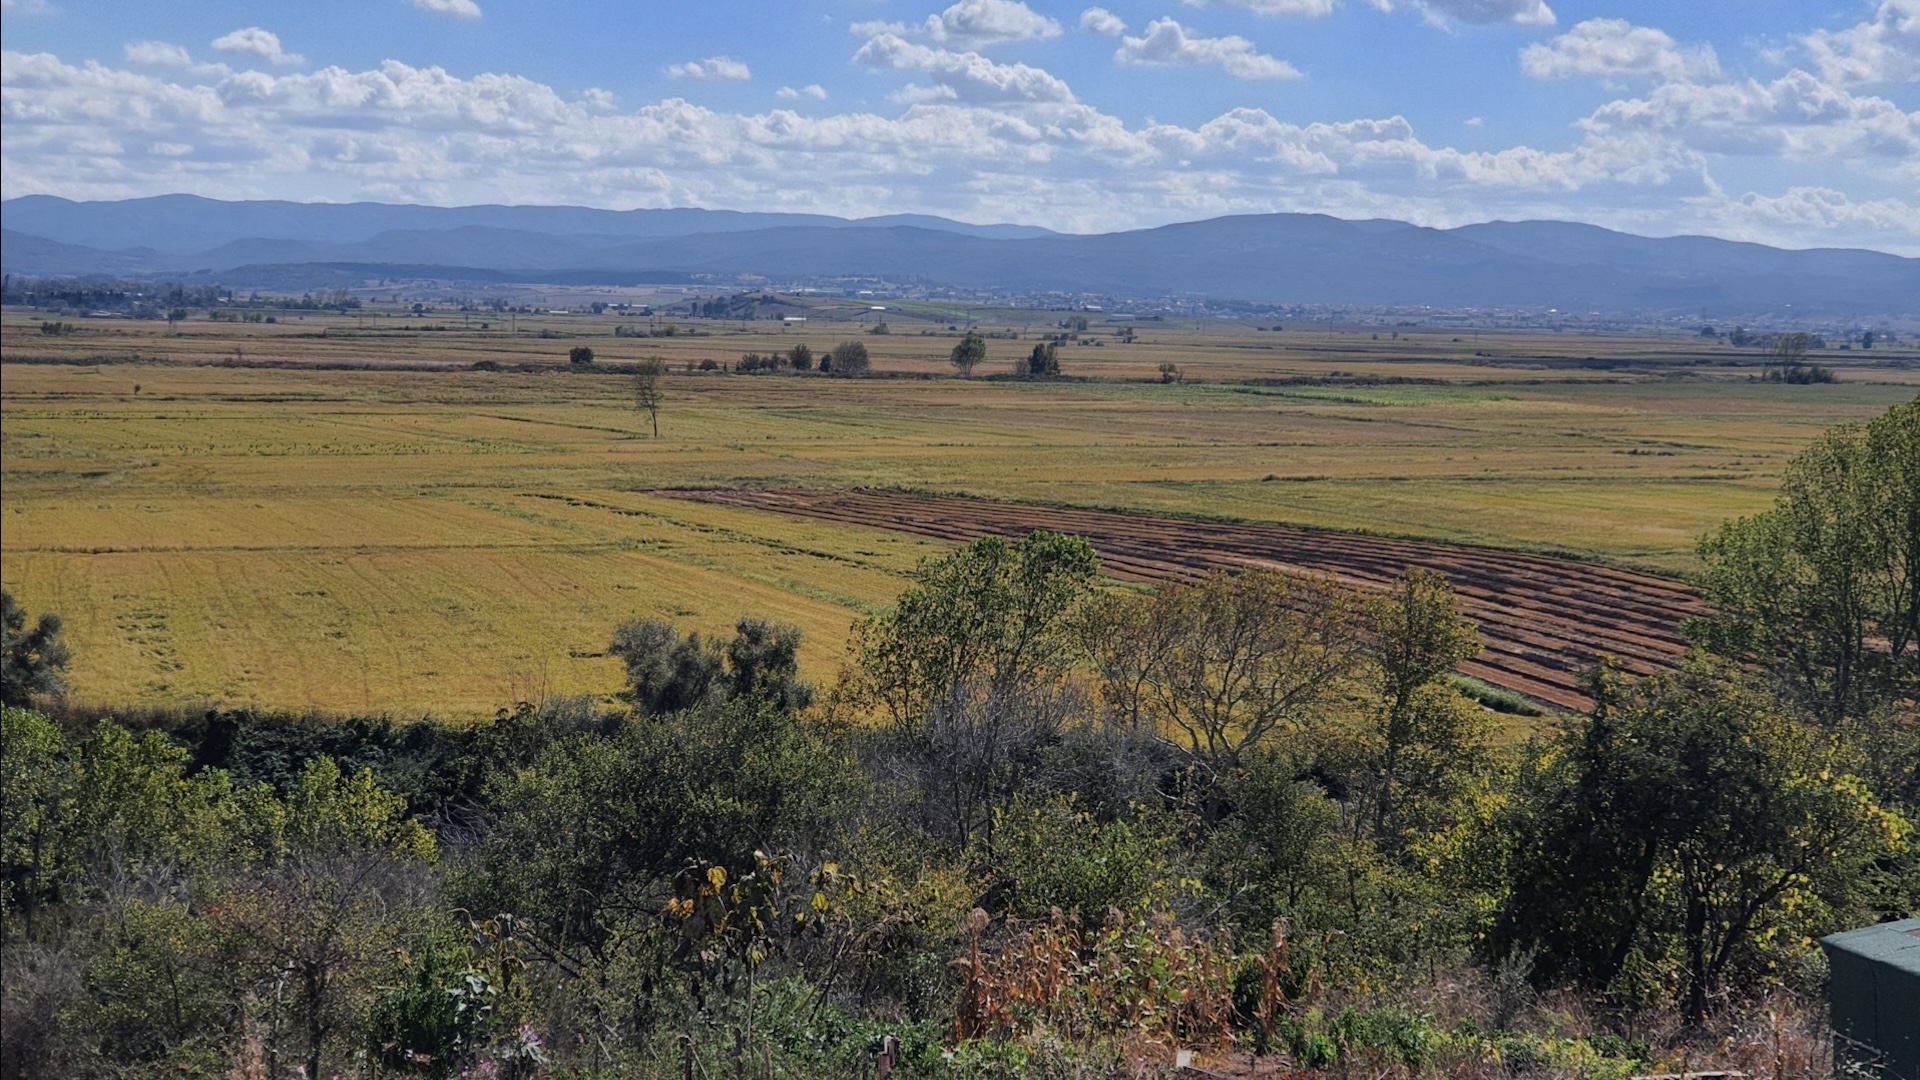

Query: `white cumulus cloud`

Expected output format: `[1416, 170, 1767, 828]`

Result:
[1181, 0, 1336, 17]
[1805, 0, 1920, 86]
[1188, 0, 1545, 24]
[1691, 185, 1920, 249]
[666, 56, 751, 80]
[1080, 7, 1128, 35]
[1117, 19, 1302, 80]
[855, 0, 1062, 47]
[777, 84, 829, 100]
[1581, 68, 1920, 161]
[413, 0, 483, 17]
[124, 41, 194, 67]
[211, 27, 303, 66]
[856, 33, 1076, 102]
[1375, 0, 1554, 27]
[1521, 19, 1720, 83]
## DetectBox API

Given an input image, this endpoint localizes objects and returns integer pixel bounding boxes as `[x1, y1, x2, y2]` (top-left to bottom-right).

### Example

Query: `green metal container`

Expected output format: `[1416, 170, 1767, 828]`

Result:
[1822, 918, 1920, 1079]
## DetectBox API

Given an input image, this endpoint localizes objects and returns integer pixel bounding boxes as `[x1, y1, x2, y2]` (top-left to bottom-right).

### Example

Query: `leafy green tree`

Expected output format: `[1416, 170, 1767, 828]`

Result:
[568, 345, 594, 365]
[608, 620, 724, 715]
[852, 532, 1099, 729]
[2, 713, 239, 934]
[1494, 662, 1910, 1023]
[852, 532, 1100, 848]
[71, 896, 231, 1076]
[949, 333, 987, 377]
[4, 716, 438, 1079]
[788, 343, 814, 371]
[831, 339, 870, 376]
[1079, 570, 1366, 771]
[2, 591, 70, 707]
[1362, 568, 1484, 845]
[1021, 342, 1059, 378]
[1, 707, 72, 936]
[990, 796, 1175, 923]
[725, 617, 813, 713]
[609, 617, 813, 716]
[215, 758, 437, 1080]
[1692, 399, 1919, 720]
[1203, 748, 1345, 927]
[465, 698, 847, 961]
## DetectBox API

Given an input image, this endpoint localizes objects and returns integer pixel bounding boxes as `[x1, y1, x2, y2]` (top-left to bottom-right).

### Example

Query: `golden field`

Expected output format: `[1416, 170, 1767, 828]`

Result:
[4, 307, 1915, 715]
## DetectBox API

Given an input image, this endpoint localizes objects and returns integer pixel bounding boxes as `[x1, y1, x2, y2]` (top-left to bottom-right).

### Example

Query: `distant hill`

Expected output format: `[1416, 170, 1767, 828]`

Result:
[0, 194, 1056, 254]
[3, 196, 1913, 316]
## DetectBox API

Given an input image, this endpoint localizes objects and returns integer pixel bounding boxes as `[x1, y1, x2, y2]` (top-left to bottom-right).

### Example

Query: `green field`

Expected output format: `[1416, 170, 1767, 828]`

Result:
[4, 310, 1915, 715]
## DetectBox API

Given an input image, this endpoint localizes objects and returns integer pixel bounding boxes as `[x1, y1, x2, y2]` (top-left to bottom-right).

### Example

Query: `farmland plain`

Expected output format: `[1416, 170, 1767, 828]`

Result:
[3, 306, 1915, 715]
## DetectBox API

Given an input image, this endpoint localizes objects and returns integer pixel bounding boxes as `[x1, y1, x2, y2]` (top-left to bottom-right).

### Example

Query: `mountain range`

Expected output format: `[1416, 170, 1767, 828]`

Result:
[4, 194, 1914, 316]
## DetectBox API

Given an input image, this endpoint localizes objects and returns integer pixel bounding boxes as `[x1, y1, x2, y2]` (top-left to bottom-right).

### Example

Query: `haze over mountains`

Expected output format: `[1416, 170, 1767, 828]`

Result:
[4, 195, 1914, 317]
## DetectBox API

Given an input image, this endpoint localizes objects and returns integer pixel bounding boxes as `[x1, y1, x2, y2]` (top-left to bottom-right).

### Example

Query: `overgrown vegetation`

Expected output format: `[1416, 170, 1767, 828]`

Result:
[2, 403, 1915, 1079]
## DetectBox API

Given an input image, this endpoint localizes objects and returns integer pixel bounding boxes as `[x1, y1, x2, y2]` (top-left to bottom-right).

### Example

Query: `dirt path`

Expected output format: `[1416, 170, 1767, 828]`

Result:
[662, 488, 1709, 711]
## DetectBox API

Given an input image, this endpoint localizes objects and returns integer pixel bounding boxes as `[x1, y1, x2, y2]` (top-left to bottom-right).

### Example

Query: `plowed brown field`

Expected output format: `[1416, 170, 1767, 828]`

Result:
[665, 488, 1711, 712]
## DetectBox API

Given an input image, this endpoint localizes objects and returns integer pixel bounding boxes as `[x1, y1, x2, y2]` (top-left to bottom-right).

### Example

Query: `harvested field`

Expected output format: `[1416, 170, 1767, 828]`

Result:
[667, 488, 1711, 711]
[14, 321, 1901, 715]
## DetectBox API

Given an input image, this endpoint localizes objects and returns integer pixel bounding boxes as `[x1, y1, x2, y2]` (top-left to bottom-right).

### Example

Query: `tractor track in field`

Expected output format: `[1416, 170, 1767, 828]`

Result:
[662, 488, 1710, 712]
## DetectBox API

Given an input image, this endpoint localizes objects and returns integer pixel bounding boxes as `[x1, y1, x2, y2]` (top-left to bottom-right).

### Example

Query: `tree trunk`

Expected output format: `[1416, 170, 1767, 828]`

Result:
[305, 963, 326, 1080]
[1683, 887, 1709, 1025]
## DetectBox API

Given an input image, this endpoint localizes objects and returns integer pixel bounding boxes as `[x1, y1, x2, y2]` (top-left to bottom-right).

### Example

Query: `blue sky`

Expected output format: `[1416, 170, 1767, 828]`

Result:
[2, 0, 1915, 251]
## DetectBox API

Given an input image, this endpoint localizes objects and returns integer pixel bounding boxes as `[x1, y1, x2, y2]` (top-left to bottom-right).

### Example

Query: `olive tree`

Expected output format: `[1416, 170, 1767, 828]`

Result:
[608, 617, 812, 717]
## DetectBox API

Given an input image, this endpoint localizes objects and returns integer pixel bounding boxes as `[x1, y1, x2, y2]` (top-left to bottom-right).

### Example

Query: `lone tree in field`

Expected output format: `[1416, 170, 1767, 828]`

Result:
[633, 357, 667, 437]
[1020, 342, 1059, 378]
[949, 333, 987, 378]
[569, 345, 594, 366]
[830, 340, 870, 377]
[1761, 333, 1831, 383]
[2, 590, 70, 707]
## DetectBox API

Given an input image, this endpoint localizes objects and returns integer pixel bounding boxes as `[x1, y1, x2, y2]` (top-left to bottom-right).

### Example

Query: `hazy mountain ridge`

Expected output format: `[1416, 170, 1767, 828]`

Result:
[3, 196, 1914, 315]
[0, 195, 1056, 253]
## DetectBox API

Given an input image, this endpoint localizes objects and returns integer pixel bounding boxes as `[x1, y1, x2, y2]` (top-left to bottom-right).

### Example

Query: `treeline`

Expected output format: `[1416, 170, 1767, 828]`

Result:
[0, 277, 361, 318]
[733, 341, 868, 375]
[2, 401, 1915, 1080]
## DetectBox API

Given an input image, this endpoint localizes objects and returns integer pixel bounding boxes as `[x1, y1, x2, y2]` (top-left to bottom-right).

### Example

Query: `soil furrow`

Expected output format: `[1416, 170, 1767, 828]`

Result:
[660, 487, 1707, 710]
